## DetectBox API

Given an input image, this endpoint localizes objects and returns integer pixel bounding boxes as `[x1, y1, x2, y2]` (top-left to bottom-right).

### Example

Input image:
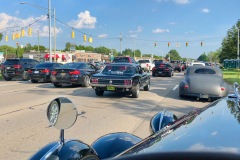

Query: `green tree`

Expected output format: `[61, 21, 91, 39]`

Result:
[94, 46, 111, 55]
[219, 20, 240, 63]
[32, 45, 46, 52]
[134, 49, 141, 57]
[142, 54, 152, 57]
[0, 33, 3, 41]
[122, 48, 133, 56]
[197, 53, 208, 61]
[207, 49, 221, 63]
[0, 45, 16, 58]
[64, 42, 71, 51]
[165, 49, 181, 61]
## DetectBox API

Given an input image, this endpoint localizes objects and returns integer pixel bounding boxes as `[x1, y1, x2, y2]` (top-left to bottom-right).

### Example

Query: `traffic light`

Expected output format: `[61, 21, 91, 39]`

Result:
[5, 35, 8, 42]
[83, 34, 87, 42]
[71, 30, 75, 38]
[12, 33, 15, 40]
[88, 37, 92, 43]
[168, 42, 170, 47]
[186, 42, 188, 47]
[201, 42, 203, 47]
[28, 27, 32, 36]
[21, 29, 25, 37]
[15, 33, 20, 39]
[154, 42, 157, 47]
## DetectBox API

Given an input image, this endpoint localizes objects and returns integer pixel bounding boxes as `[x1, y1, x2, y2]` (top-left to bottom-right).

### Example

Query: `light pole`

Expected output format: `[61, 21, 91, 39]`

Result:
[20, 1, 53, 62]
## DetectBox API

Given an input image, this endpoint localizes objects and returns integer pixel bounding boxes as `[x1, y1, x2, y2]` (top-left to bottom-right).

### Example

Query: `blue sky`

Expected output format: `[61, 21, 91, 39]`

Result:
[0, 0, 239, 59]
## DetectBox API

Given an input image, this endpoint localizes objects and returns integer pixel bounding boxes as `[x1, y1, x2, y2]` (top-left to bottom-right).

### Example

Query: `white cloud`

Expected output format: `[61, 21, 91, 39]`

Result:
[202, 8, 210, 13]
[129, 34, 138, 38]
[68, 10, 97, 29]
[169, 22, 176, 25]
[173, 0, 190, 4]
[185, 30, 194, 34]
[98, 34, 108, 38]
[15, 10, 20, 15]
[0, 13, 47, 33]
[129, 26, 143, 33]
[152, 28, 169, 33]
[40, 25, 62, 37]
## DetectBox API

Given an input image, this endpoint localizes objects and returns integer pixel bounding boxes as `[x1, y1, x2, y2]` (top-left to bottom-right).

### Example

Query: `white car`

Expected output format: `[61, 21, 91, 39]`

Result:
[190, 62, 206, 66]
[138, 59, 155, 71]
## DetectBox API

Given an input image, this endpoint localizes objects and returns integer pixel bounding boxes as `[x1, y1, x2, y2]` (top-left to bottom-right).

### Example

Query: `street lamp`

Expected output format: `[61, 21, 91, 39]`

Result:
[20, 1, 53, 63]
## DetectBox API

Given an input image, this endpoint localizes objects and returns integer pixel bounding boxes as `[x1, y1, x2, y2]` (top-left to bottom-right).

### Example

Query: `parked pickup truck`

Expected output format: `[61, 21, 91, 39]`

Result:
[138, 59, 155, 72]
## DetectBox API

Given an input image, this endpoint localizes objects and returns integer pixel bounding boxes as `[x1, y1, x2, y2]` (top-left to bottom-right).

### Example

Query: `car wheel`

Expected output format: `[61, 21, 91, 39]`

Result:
[82, 75, 90, 87]
[168, 72, 172, 77]
[22, 71, 29, 81]
[152, 73, 155, 77]
[53, 83, 62, 88]
[95, 89, 104, 96]
[178, 69, 181, 73]
[31, 79, 38, 83]
[132, 83, 140, 98]
[144, 81, 150, 91]
[3, 76, 12, 81]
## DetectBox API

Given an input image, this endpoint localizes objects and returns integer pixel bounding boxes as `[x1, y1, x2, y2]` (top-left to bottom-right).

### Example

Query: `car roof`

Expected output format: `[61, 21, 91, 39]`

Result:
[108, 62, 138, 66]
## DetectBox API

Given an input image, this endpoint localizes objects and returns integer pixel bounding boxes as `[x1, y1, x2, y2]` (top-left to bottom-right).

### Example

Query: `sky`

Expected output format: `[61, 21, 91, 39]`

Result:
[0, 0, 239, 59]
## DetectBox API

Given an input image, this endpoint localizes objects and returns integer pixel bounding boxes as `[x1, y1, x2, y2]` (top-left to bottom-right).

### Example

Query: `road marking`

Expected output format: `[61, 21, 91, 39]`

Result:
[172, 84, 179, 90]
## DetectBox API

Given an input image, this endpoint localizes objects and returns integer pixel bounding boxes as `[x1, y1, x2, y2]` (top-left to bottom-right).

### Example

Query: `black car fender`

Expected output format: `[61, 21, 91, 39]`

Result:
[91, 132, 142, 159]
[132, 75, 141, 86]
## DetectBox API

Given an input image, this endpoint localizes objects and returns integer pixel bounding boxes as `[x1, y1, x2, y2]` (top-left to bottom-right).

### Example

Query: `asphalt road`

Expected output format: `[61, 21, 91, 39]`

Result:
[0, 72, 212, 160]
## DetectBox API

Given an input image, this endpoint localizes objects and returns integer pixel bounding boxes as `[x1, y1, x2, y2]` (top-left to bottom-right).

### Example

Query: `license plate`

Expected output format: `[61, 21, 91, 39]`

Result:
[7, 67, 10, 69]
[61, 73, 66, 76]
[107, 86, 115, 91]
[159, 72, 162, 74]
[34, 71, 39, 74]
[200, 94, 208, 98]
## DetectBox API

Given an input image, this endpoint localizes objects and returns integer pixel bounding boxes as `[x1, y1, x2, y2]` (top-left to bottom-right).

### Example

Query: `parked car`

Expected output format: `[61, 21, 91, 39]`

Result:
[170, 60, 182, 72]
[29, 83, 240, 160]
[138, 59, 155, 72]
[27, 62, 62, 83]
[50, 62, 98, 87]
[152, 63, 174, 77]
[112, 56, 137, 63]
[90, 63, 150, 98]
[0, 58, 39, 81]
[179, 66, 229, 100]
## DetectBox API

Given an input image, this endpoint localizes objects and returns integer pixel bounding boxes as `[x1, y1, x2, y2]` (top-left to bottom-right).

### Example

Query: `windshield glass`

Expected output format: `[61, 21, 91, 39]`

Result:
[138, 60, 150, 63]
[35, 63, 53, 68]
[4, 60, 19, 65]
[59, 63, 84, 69]
[102, 65, 135, 75]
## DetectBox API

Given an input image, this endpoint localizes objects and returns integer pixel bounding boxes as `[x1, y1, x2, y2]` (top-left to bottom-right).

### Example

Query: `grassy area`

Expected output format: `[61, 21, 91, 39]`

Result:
[222, 69, 240, 85]
[0, 74, 2, 80]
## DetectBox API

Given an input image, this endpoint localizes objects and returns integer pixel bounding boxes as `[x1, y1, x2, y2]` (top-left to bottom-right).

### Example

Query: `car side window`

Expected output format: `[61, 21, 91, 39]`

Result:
[88, 64, 96, 70]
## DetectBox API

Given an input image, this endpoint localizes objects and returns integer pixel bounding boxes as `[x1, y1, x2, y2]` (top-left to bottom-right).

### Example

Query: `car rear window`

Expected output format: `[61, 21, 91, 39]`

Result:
[60, 63, 85, 69]
[138, 60, 150, 63]
[35, 63, 53, 68]
[155, 63, 166, 67]
[113, 57, 130, 63]
[4, 59, 19, 65]
[102, 65, 135, 75]
[194, 69, 216, 74]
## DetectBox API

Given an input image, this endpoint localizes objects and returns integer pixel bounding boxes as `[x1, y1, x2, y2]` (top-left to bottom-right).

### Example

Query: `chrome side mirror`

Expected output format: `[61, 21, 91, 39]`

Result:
[150, 110, 177, 134]
[47, 97, 78, 130]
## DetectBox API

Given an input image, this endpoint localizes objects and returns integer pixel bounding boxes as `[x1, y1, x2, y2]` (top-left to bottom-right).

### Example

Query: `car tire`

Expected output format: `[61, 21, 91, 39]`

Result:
[31, 79, 38, 83]
[22, 71, 29, 81]
[82, 75, 90, 87]
[152, 73, 155, 77]
[144, 81, 150, 91]
[95, 89, 104, 96]
[3, 76, 12, 81]
[178, 69, 181, 73]
[168, 72, 172, 77]
[53, 83, 62, 88]
[132, 83, 140, 98]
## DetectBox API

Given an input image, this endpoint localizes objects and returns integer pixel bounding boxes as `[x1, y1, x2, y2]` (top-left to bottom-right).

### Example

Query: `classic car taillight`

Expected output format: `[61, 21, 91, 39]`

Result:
[124, 80, 132, 85]
[69, 70, 80, 75]
[146, 63, 149, 67]
[41, 69, 50, 73]
[220, 87, 225, 91]
[14, 64, 21, 69]
[51, 71, 57, 75]
[184, 84, 189, 88]
[152, 67, 156, 71]
[91, 78, 98, 84]
[27, 70, 32, 74]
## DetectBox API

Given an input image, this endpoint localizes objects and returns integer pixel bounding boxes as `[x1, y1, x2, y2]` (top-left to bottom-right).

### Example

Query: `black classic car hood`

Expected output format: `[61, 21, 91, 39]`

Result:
[119, 96, 240, 156]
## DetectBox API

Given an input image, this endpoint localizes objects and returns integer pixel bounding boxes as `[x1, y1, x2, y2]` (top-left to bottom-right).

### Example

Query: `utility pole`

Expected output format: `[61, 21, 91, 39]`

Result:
[120, 33, 122, 55]
[54, 8, 56, 62]
[48, 0, 52, 62]
[38, 30, 40, 53]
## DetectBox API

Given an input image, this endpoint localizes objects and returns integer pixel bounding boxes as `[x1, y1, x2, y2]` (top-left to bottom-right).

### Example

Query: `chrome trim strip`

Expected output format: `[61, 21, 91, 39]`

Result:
[91, 84, 132, 88]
